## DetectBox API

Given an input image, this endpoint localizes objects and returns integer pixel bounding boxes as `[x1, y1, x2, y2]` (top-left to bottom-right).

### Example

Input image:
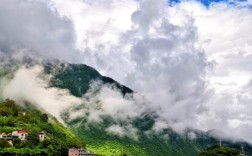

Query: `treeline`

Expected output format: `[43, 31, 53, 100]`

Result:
[198, 145, 240, 156]
[0, 99, 85, 156]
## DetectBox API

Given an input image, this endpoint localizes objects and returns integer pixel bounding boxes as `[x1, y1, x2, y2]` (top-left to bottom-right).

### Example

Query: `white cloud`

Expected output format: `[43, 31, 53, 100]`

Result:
[105, 124, 138, 140]
[1, 0, 252, 143]
[67, 81, 147, 123]
[0, 0, 79, 62]
[2, 65, 82, 121]
[50, 0, 252, 142]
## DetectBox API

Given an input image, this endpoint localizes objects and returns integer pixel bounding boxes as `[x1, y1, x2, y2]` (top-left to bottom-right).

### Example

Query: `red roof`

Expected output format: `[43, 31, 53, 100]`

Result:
[17, 130, 28, 134]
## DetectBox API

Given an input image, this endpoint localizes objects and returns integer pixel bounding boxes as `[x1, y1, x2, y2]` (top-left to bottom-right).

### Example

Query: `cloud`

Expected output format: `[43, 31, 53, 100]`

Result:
[2, 65, 82, 121]
[105, 124, 138, 140]
[49, 0, 252, 142]
[49, 0, 212, 139]
[66, 80, 147, 123]
[0, 0, 79, 62]
[1, 0, 252, 143]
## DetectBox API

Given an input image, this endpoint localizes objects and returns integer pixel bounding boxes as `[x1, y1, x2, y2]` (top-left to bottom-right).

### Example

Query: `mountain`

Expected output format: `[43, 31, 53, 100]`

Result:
[45, 63, 252, 156]
[44, 63, 133, 97]
[0, 62, 251, 156]
[0, 99, 85, 156]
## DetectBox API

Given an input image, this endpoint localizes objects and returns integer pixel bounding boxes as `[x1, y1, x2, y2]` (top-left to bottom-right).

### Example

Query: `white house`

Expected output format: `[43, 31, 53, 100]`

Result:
[12, 130, 28, 140]
[38, 131, 45, 141]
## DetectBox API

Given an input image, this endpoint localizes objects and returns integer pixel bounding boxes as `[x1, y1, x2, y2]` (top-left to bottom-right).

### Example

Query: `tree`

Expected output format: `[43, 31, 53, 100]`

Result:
[41, 139, 51, 148]
[27, 131, 40, 147]
[0, 140, 12, 148]
[13, 138, 22, 148]
[0, 107, 12, 116]
[40, 113, 48, 122]
[198, 145, 239, 156]
[4, 99, 16, 108]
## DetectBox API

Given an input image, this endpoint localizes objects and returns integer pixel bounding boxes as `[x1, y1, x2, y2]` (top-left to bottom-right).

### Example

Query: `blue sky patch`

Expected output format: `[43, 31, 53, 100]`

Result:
[169, 0, 250, 7]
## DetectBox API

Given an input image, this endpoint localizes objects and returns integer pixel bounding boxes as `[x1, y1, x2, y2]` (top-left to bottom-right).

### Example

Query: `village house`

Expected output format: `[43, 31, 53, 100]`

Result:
[0, 132, 12, 140]
[12, 130, 28, 140]
[38, 131, 45, 141]
[0, 132, 14, 145]
[68, 148, 79, 156]
[0, 132, 7, 139]
[68, 148, 95, 156]
[1, 130, 45, 142]
[78, 148, 95, 156]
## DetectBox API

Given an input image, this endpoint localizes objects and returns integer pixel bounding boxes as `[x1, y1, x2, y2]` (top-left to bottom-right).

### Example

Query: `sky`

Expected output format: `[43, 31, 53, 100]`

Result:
[0, 0, 252, 143]
[171, 0, 224, 6]
[172, 0, 251, 6]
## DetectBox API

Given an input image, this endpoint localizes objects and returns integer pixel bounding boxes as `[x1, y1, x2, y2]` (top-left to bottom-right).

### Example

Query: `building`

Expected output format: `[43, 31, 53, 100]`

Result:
[0, 133, 7, 139]
[68, 148, 79, 156]
[12, 130, 28, 140]
[68, 148, 95, 156]
[38, 131, 45, 141]
[0, 133, 12, 140]
[78, 148, 95, 156]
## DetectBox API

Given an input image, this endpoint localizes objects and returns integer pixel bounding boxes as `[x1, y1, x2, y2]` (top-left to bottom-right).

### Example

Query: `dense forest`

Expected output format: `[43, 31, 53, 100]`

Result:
[198, 145, 240, 156]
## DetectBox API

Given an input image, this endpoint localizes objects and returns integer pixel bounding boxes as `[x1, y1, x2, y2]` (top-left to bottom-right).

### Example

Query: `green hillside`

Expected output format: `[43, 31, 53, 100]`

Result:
[0, 99, 85, 156]
[44, 63, 225, 156]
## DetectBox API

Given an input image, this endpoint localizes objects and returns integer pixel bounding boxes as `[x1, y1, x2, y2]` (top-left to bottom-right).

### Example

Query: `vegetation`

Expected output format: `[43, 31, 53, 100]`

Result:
[65, 117, 221, 156]
[0, 99, 85, 156]
[48, 63, 250, 156]
[0, 63, 250, 156]
[45, 63, 133, 97]
[198, 145, 240, 156]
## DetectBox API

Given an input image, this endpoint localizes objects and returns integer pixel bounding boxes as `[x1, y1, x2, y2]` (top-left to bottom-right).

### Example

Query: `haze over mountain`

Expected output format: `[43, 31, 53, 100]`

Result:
[0, 0, 252, 152]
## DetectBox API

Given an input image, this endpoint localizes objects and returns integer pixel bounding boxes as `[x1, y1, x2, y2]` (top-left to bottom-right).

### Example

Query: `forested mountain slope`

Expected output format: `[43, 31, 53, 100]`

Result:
[46, 63, 252, 156]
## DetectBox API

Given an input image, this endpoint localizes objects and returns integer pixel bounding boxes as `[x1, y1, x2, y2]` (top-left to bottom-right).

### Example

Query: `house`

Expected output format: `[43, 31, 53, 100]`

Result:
[68, 148, 95, 156]
[68, 148, 79, 156]
[38, 131, 45, 141]
[78, 148, 95, 156]
[12, 131, 19, 138]
[12, 130, 28, 140]
[0, 133, 7, 139]
[0, 133, 12, 140]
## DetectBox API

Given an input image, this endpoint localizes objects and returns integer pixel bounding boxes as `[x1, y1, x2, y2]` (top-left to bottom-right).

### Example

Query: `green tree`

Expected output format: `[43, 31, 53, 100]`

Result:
[4, 99, 16, 108]
[0, 140, 12, 148]
[0, 107, 12, 116]
[6, 118, 15, 127]
[26, 131, 40, 147]
[41, 139, 51, 148]
[13, 138, 22, 148]
[40, 113, 48, 123]
[198, 145, 239, 156]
